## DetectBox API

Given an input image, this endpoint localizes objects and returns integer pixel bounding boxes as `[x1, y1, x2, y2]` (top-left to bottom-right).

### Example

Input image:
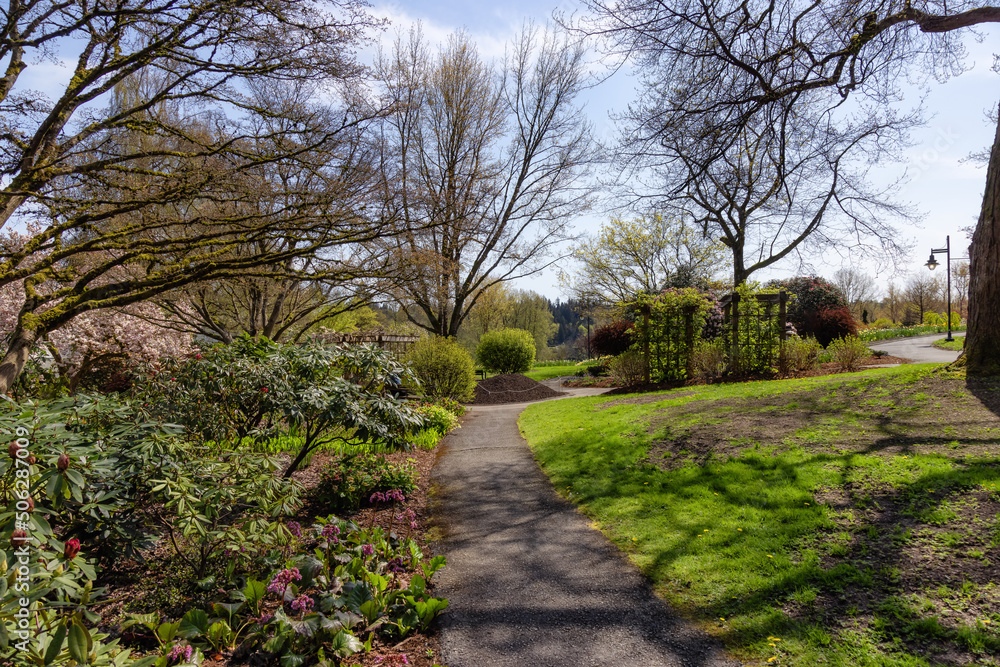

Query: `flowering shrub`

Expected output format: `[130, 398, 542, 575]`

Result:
[315, 453, 417, 511]
[768, 276, 850, 344]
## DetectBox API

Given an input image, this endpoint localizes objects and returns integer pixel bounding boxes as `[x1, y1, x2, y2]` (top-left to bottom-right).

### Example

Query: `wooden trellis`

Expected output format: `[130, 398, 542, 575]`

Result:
[309, 331, 419, 358]
[718, 291, 788, 373]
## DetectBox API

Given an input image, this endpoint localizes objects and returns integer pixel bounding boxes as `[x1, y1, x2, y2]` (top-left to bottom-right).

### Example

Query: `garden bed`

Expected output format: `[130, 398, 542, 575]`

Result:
[93, 445, 445, 667]
[564, 355, 912, 394]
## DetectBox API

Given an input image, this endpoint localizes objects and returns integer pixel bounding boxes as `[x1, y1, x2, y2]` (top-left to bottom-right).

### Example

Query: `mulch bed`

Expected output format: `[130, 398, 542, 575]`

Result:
[579, 355, 913, 395]
[473, 373, 566, 404]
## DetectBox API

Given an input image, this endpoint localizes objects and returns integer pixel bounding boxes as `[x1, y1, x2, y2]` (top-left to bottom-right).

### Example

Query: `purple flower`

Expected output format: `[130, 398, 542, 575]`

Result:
[286, 521, 302, 538]
[387, 489, 406, 503]
[267, 567, 302, 596]
[387, 557, 406, 574]
[167, 644, 193, 664]
[398, 508, 418, 529]
[370, 491, 386, 504]
[321, 523, 340, 539]
[362, 543, 375, 557]
[290, 594, 315, 613]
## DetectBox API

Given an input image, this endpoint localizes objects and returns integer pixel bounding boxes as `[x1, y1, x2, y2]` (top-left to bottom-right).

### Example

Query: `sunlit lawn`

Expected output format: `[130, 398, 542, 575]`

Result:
[520, 365, 1000, 666]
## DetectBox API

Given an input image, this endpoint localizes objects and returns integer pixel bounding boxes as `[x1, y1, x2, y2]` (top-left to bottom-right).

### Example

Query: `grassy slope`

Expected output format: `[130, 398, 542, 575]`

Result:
[520, 365, 1000, 666]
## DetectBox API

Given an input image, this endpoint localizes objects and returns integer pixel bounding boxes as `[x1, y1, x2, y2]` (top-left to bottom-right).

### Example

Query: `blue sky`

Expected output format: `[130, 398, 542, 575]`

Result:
[370, 0, 999, 301]
[18, 1, 998, 301]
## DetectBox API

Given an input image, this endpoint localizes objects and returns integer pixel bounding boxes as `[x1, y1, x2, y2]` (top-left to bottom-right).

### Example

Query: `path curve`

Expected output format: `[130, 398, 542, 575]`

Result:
[869, 332, 963, 364]
[431, 387, 741, 667]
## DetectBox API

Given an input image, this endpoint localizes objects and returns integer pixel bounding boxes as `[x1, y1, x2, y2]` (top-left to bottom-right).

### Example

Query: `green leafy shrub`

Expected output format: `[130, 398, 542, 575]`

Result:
[0, 398, 164, 666]
[476, 328, 535, 374]
[411, 403, 459, 435]
[609, 351, 645, 385]
[314, 454, 417, 511]
[0, 394, 188, 567]
[870, 318, 894, 328]
[827, 335, 873, 371]
[590, 320, 634, 356]
[151, 451, 301, 577]
[427, 396, 466, 417]
[923, 312, 944, 325]
[136, 337, 423, 477]
[808, 306, 858, 347]
[780, 337, 822, 374]
[405, 336, 475, 401]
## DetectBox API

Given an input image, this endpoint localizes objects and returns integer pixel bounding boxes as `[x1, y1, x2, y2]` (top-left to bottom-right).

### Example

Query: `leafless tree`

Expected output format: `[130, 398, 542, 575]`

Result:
[565, 0, 1000, 372]
[834, 267, 879, 320]
[905, 274, 944, 323]
[371, 26, 597, 337]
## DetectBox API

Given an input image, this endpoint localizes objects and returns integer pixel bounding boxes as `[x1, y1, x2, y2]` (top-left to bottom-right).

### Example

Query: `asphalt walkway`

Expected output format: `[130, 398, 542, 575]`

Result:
[431, 387, 741, 667]
[869, 332, 963, 364]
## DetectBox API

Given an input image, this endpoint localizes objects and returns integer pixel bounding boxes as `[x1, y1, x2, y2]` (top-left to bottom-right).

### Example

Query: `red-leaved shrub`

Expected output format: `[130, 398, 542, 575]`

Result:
[807, 307, 857, 347]
[590, 320, 635, 356]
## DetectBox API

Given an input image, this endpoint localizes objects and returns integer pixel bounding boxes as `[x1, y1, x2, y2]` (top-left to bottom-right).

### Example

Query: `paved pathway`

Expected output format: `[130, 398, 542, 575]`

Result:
[869, 332, 963, 364]
[431, 388, 741, 667]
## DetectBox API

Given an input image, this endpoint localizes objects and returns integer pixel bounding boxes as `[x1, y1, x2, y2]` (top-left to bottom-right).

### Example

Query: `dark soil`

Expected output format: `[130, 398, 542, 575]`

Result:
[473, 373, 566, 404]
[567, 355, 912, 395]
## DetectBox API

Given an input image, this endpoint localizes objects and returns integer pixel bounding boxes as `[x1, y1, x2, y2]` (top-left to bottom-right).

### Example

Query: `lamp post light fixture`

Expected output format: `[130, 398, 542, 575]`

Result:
[924, 235, 953, 342]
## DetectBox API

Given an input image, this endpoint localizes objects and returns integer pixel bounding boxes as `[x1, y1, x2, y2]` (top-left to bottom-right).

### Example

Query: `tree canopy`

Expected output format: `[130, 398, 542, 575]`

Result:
[0, 0, 389, 391]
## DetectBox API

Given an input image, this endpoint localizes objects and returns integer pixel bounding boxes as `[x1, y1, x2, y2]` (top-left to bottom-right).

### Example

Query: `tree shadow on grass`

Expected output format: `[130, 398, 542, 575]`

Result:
[597, 444, 1000, 665]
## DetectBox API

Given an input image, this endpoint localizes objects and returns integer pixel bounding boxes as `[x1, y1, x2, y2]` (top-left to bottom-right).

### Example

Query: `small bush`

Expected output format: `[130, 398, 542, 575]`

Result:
[923, 312, 944, 325]
[314, 453, 417, 511]
[871, 317, 894, 328]
[808, 306, 858, 347]
[405, 336, 476, 402]
[477, 328, 536, 374]
[609, 351, 646, 385]
[590, 320, 634, 356]
[780, 336, 822, 374]
[691, 339, 727, 381]
[411, 403, 459, 434]
[827, 335, 872, 371]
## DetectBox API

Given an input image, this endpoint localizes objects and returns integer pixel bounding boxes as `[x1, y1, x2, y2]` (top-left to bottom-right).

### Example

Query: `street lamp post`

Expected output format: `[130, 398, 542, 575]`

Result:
[925, 235, 953, 342]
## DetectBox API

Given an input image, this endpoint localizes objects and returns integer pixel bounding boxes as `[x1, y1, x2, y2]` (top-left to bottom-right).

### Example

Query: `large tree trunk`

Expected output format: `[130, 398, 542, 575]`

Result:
[0, 327, 39, 394]
[964, 102, 1000, 376]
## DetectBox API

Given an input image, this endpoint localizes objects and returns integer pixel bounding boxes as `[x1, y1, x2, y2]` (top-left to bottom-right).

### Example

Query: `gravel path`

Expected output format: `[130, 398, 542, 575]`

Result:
[431, 388, 741, 667]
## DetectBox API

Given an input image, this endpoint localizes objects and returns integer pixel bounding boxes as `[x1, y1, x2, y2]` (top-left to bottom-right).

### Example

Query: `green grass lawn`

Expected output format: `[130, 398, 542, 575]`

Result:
[520, 365, 1000, 666]
[932, 337, 966, 352]
[523, 362, 580, 382]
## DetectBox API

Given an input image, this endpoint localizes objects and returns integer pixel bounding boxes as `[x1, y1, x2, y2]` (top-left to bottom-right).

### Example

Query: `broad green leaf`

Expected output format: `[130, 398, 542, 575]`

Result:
[178, 609, 209, 638]
[67, 623, 88, 664]
[43, 623, 67, 665]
